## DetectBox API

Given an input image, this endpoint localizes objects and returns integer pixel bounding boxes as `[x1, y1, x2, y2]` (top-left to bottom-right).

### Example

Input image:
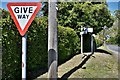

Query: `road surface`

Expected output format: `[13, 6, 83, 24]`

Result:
[106, 44, 120, 53]
[106, 44, 120, 61]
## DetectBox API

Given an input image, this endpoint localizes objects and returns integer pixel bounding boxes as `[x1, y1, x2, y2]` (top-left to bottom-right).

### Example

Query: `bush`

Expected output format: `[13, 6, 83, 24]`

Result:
[95, 38, 103, 47]
[107, 37, 117, 45]
[2, 14, 22, 79]
[1, 12, 80, 79]
[27, 17, 48, 70]
[58, 26, 80, 63]
[2, 16, 48, 79]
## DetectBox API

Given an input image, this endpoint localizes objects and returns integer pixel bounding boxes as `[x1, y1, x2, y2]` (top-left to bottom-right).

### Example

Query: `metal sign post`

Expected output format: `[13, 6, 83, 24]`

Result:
[22, 34, 27, 79]
[91, 34, 93, 54]
[81, 33, 83, 54]
[80, 27, 83, 54]
[7, 2, 41, 79]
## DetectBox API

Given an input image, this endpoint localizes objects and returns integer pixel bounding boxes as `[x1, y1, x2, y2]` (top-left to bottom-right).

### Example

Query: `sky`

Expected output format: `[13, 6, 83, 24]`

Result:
[107, 1, 119, 15]
[0, 0, 119, 15]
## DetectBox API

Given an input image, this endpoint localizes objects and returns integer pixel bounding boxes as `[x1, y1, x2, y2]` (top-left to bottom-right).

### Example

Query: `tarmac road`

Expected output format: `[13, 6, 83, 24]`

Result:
[106, 44, 120, 62]
[106, 44, 120, 53]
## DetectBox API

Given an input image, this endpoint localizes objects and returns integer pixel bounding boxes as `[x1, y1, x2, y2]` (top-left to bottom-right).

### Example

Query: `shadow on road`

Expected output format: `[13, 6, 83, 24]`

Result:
[61, 53, 93, 79]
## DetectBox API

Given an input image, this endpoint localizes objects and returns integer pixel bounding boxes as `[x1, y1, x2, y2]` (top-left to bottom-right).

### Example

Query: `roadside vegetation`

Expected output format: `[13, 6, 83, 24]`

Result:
[97, 10, 120, 46]
[1, 1, 115, 79]
[1, 9, 80, 79]
[36, 49, 118, 79]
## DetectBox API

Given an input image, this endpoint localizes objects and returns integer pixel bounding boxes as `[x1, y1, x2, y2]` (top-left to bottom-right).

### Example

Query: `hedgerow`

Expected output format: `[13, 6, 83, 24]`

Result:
[1, 10, 80, 79]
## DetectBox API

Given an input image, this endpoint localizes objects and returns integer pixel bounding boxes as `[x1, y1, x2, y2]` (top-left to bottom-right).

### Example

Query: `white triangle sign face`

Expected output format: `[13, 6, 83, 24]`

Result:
[7, 2, 42, 36]
[11, 6, 37, 31]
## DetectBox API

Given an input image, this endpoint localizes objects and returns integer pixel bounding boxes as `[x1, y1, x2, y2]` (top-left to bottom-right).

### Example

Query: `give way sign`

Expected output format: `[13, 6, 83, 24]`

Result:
[7, 2, 42, 36]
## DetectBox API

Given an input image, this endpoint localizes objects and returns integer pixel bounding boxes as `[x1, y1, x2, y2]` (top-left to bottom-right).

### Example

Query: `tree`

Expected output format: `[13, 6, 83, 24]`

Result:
[114, 10, 120, 20]
[38, 2, 48, 16]
[0, 9, 10, 19]
[58, 2, 114, 36]
[114, 10, 120, 46]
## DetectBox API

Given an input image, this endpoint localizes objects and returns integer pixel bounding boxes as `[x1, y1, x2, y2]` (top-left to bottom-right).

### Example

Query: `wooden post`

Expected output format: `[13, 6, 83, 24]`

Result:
[48, 0, 58, 79]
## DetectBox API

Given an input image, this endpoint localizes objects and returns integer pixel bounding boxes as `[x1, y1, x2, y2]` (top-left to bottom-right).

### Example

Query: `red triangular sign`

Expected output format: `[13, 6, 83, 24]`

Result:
[7, 2, 42, 36]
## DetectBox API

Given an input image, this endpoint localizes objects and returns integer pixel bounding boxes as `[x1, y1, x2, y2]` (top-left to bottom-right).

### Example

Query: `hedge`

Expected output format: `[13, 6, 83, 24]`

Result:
[1, 13, 80, 79]
[58, 26, 80, 63]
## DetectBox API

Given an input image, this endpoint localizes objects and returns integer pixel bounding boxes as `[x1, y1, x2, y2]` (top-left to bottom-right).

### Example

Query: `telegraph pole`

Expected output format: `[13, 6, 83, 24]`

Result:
[48, 0, 58, 79]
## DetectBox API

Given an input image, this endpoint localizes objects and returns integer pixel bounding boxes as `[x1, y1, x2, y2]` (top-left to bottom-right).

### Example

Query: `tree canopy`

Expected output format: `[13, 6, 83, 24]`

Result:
[58, 2, 114, 35]
[114, 10, 120, 20]
[114, 10, 120, 46]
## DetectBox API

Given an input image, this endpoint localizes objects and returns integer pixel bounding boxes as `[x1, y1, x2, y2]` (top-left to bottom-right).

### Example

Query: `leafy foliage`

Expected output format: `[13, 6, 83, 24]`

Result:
[58, 2, 114, 35]
[1, 10, 21, 79]
[95, 38, 103, 47]
[106, 10, 120, 46]
[41, 2, 48, 16]
[114, 10, 120, 20]
[58, 26, 80, 63]
[1, 9, 80, 79]
[114, 10, 120, 46]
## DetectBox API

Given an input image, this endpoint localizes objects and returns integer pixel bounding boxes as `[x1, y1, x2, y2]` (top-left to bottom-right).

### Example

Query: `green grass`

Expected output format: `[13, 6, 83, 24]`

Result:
[69, 52, 118, 78]
[36, 51, 118, 79]
[35, 44, 119, 79]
